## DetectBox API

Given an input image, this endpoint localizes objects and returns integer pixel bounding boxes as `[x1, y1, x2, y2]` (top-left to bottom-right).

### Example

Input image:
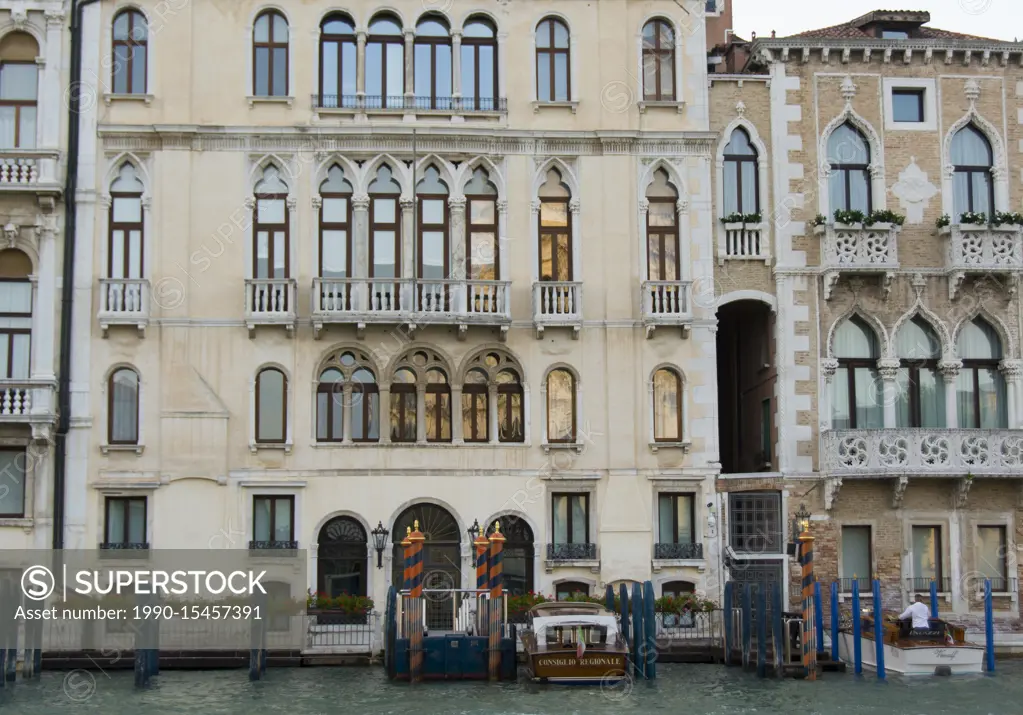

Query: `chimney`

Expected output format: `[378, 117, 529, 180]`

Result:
[771, 30, 776, 38]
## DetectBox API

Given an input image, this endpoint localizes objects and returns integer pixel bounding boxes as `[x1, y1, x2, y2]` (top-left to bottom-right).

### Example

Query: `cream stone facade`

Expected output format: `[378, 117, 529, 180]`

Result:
[0, 2, 69, 552]
[67, 0, 727, 626]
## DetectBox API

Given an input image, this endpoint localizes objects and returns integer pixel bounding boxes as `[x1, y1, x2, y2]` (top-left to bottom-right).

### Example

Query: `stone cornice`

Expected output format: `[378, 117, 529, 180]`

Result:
[97, 125, 719, 156]
[752, 37, 1023, 66]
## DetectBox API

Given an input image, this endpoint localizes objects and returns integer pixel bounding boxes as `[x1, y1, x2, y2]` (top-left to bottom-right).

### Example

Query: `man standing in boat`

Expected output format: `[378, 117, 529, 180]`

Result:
[898, 594, 932, 633]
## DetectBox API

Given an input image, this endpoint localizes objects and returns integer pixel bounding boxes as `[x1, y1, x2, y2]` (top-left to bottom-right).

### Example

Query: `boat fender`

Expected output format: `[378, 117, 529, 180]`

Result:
[934, 665, 952, 677]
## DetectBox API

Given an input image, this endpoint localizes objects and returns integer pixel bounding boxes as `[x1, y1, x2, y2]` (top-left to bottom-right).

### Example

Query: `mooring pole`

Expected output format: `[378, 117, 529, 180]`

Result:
[741, 583, 751, 670]
[631, 582, 645, 680]
[643, 581, 656, 680]
[851, 579, 862, 674]
[756, 585, 767, 678]
[474, 528, 490, 636]
[487, 522, 505, 682]
[619, 583, 630, 657]
[814, 581, 824, 655]
[771, 581, 784, 676]
[984, 578, 995, 672]
[409, 520, 426, 684]
[605, 584, 615, 612]
[830, 581, 839, 663]
[798, 527, 817, 680]
[872, 579, 885, 680]
[930, 579, 939, 619]
[723, 581, 733, 666]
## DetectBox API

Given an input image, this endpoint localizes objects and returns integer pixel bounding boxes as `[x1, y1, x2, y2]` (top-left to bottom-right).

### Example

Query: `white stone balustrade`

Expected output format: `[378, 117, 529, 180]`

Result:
[245, 278, 298, 336]
[98, 278, 150, 337]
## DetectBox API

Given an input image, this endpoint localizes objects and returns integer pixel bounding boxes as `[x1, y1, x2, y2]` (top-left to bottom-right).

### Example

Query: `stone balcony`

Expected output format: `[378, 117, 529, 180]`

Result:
[943, 224, 1023, 299]
[98, 278, 150, 337]
[641, 280, 693, 338]
[818, 222, 900, 300]
[544, 542, 599, 573]
[532, 281, 582, 339]
[0, 151, 61, 200]
[245, 278, 297, 337]
[0, 379, 57, 441]
[312, 278, 511, 339]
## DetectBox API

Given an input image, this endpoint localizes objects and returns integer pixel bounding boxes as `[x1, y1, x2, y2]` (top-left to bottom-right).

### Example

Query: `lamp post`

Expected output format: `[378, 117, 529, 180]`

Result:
[467, 518, 481, 541]
[370, 521, 388, 569]
[792, 503, 810, 544]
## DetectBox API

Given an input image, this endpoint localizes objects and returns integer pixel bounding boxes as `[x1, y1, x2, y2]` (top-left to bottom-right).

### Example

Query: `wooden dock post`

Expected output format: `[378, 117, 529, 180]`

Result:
[474, 528, 490, 636]
[631, 582, 645, 680]
[643, 581, 656, 680]
[487, 521, 505, 682]
[771, 581, 784, 676]
[756, 585, 767, 678]
[984, 579, 995, 672]
[851, 579, 862, 674]
[605, 584, 615, 611]
[929, 579, 939, 619]
[871, 579, 885, 679]
[798, 527, 816, 680]
[723, 581, 733, 665]
[813, 581, 824, 654]
[619, 583, 630, 659]
[830, 581, 839, 663]
[741, 583, 751, 670]
[409, 520, 426, 684]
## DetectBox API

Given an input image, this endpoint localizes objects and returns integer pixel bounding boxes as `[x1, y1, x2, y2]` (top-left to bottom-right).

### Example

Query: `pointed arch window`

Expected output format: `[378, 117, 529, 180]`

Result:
[417, 166, 450, 311]
[957, 318, 1006, 428]
[112, 10, 148, 95]
[316, 368, 344, 442]
[498, 369, 524, 443]
[108, 368, 139, 445]
[414, 17, 452, 109]
[546, 369, 576, 443]
[461, 18, 497, 111]
[367, 15, 404, 109]
[653, 368, 683, 442]
[253, 165, 289, 282]
[319, 14, 356, 108]
[319, 165, 352, 310]
[465, 168, 498, 290]
[646, 169, 679, 282]
[255, 368, 287, 444]
[642, 19, 675, 101]
[538, 169, 571, 282]
[0, 32, 39, 149]
[895, 318, 944, 428]
[425, 369, 451, 443]
[462, 368, 489, 443]
[832, 317, 882, 429]
[253, 10, 288, 97]
[951, 125, 994, 217]
[109, 163, 144, 280]
[368, 165, 402, 311]
[536, 18, 569, 102]
[827, 123, 871, 214]
[352, 367, 380, 442]
[390, 368, 417, 443]
[723, 128, 759, 215]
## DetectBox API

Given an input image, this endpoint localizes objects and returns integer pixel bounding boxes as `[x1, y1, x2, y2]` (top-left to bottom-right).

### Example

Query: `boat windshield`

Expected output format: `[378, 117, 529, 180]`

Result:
[544, 625, 609, 647]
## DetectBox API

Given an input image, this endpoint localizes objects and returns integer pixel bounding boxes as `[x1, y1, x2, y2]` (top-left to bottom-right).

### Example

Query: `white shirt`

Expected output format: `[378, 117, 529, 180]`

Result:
[898, 601, 931, 629]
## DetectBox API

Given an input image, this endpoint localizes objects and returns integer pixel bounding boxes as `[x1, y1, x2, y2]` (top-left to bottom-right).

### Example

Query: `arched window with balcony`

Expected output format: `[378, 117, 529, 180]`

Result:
[536, 17, 569, 102]
[253, 10, 288, 97]
[652, 367, 683, 442]
[425, 368, 451, 442]
[538, 168, 572, 321]
[316, 367, 344, 443]
[827, 123, 871, 214]
[465, 167, 498, 284]
[108, 367, 139, 445]
[895, 317, 944, 428]
[107, 163, 145, 313]
[367, 14, 404, 109]
[546, 368, 576, 443]
[112, 9, 148, 95]
[645, 169, 679, 283]
[0, 32, 39, 149]
[390, 367, 417, 443]
[352, 366, 380, 442]
[253, 165, 289, 280]
[255, 367, 287, 444]
[319, 13, 356, 108]
[951, 125, 994, 217]
[641, 19, 675, 101]
[957, 318, 1006, 428]
[416, 166, 449, 312]
[414, 16, 452, 109]
[368, 164, 402, 312]
[832, 317, 882, 429]
[723, 128, 759, 216]
[461, 17, 497, 111]
[319, 165, 353, 310]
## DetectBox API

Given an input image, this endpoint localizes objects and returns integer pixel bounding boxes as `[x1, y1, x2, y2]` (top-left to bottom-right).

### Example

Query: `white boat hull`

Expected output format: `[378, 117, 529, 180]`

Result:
[838, 632, 984, 675]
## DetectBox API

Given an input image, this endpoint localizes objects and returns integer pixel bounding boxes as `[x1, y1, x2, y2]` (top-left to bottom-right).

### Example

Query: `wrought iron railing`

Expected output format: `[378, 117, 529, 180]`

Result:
[313, 94, 507, 113]
[248, 540, 299, 550]
[906, 577, 951, 593]
[838, 577, 872, 593]
[653, 542, 704, 560]
[546, 542, 597, 560]
[98, 542, 150, 557]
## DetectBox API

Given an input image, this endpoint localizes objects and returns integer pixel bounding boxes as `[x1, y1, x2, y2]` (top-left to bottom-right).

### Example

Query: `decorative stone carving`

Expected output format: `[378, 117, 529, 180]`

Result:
[892, 476, 909, 508]
[891, 158, 938, 224]
[964, 78, 981, 104]
[310, 196, 322, 209]
[676, 199, 689, 214]
[938, 360, 963, 382]
[496, 199, 508, 213]
[243, 197, 255, 211]
[953, 476, 973, 509]
[735, 100, 746, 116]
[399, 197, 415, 211]
[530, 200, 541, 215]
[286, 197, 297, 211]
[568, 198, 581, 214]
[820, 358, 839, 382]
[10, 7, 28, 29]
[2, 224, 18, 249]
[447, 196, 466, 211]
[876, 358, 901, 381]
[351, 194, 370, 211]
[840, 75, 857, 102]
[1000, 359, 1023, 382]
[638, 199, 649, 214]
[824, 477, 842, 511]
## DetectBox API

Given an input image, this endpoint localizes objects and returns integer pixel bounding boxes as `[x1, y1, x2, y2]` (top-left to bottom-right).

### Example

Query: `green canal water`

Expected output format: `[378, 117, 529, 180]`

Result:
[2, 663, 1022, 714]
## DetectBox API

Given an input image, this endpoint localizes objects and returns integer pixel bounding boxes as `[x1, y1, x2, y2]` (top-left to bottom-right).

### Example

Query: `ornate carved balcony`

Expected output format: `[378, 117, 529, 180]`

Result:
[0, 380, 57, 440]
[532, 281, 582, 339]
[245, 278, 297, 337]
[653, 542, 704, 560]
[98, 278, 150, 337]
[819, 223, 900, 300]
[312, 278, 510, 339]
[0, 151, 61, 199]
[943, 225, 1023, 299]
[641, 280, 693, 338]
[822, 428, 1023, 478]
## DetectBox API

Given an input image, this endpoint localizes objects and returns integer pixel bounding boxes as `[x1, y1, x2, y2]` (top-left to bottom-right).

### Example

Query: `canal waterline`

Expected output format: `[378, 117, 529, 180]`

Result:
[3, 663, 1023, 714]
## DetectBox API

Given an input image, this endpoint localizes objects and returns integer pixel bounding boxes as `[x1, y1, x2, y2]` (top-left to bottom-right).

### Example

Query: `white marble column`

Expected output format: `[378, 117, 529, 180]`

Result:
[449, 196, 466, 282]
[939, 360, 962, 429]
[400, 198, 415, 282]
[356, 31, 367, 97]
[877, 358, 900, 429]
[496, 199, 509, 284]
[488, 385, 499, 444]
[451, 32, 462, 100]
[403, 29, 414, 102]
[450, 385, 463, 444]
[378, 386, 391, 444]
[352, 195, 369, 306]
[1000, 360, 1022, 428]
[820, 359, 838, 432]
[42, 10, 65, 152]
[342, 384, 354, 443]
[31, 219, 57, 381]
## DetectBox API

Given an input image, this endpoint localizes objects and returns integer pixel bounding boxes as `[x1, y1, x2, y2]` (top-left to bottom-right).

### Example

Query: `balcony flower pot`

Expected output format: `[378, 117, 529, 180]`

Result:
[833, 222, 864, 231]
[863, 221, 895, 231]
[307, 609, 369, 626]
[812, 224, 827, 235]
[723, 222, 744, 232]
[956, 223, 988, 232]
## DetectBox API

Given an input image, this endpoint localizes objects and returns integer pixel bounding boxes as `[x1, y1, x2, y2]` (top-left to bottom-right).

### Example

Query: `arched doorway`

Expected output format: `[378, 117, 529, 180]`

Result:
[716, 299, 776, 474]
[316, 516, 368, 597]
[392, 503, 461, 631]
[487, 518, 534, 595]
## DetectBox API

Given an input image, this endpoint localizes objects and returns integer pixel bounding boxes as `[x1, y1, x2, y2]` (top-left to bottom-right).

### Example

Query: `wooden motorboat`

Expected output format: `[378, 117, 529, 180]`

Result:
[839, 615, 983, 675]
[519, 602, 629, 684]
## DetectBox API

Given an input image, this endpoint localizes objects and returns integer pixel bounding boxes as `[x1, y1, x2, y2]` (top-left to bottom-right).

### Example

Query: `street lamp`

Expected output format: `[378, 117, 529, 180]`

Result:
[467, 518, 481, 541]
[370, 521, 389, 569]
[792, 503, 811, 541]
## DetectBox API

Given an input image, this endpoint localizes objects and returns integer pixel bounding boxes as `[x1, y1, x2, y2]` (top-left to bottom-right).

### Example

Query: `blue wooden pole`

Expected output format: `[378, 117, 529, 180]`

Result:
[606, 584, 615, 611]
[851, 579, 862, 674]
[930, 580, 939, 619]
[872, 579, 885, 680]
[644, 581, 656, 680]
[830, 581, 839, 663]
[741, 583, 752, 669]
[723, 581, 734, 665]
[620, 583, 631, 659]
[771, 582, 784, 674]
[756, 585, 767, 678]
[814, 581, 824, 654]
[985, 579, 995, 672]
[631, 582, 645, 680]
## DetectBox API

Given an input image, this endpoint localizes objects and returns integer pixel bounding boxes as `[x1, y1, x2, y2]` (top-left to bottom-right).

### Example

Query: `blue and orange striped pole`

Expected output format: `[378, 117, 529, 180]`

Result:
[400, 525, 411, 667]
[474, 525, 490, 635]
[799, 524, 817, 681]
[408, 521, 425, 683]
[488, 521, 505, 681]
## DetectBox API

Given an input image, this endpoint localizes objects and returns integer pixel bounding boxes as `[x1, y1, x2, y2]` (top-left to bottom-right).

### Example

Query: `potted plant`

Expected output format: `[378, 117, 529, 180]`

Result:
[810, 214, 827, 234]
[833, 209, 866, 228]
[507, 591, 549, 622]
[936, 214, 951, 232]
[958, 211, 988, 229]
[864, 210, 905, 228]
[654, 595, 717, 629]
[721, 212, 746, 231]
[306, 590, 374, 626]
[992, 211, 1023, 228]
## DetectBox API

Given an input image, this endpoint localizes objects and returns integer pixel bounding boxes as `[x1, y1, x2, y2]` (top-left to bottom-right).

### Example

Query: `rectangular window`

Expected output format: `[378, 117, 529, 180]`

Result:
[0, 450, 25, 517]
[0, 62, 37, 149]
[977, 525, 1007, 590]
[552, 493, 588, 544]
[657, 493, 694, 545]
[911, 525, 943, 589]
[881, 29, 909, 39]
[104, 496, 146, 545]
[253, 495, 295, 544]
[892, 89, 924, 123]
[728, 492, 781, 553]
[840, 526, 871, 591]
